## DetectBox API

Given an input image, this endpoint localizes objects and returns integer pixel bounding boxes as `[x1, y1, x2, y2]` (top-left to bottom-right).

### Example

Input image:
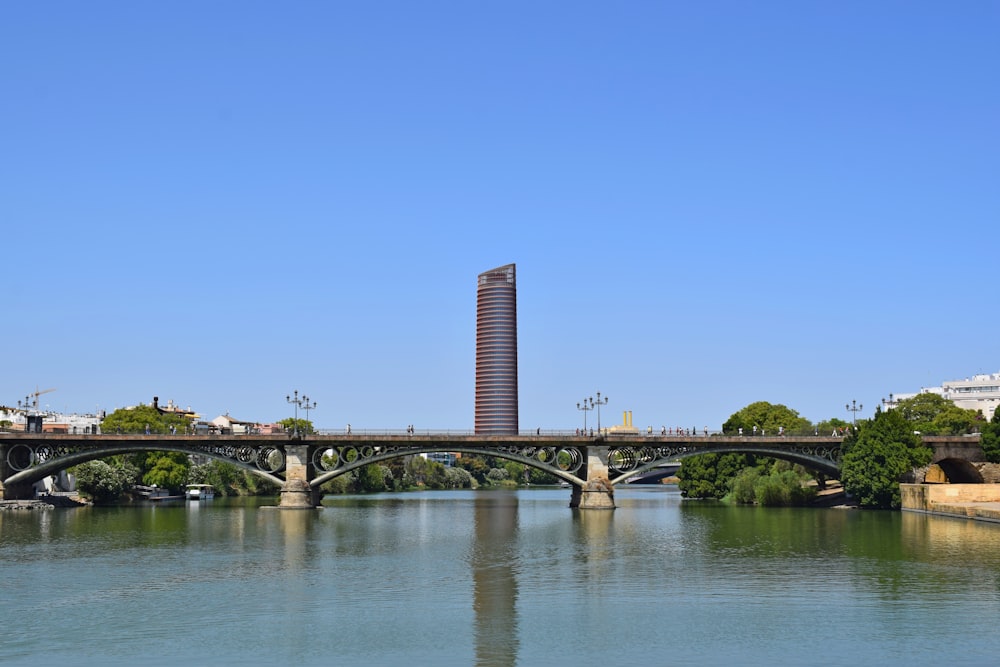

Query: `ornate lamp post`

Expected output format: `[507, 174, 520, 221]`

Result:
[846, 399, 863, 426]
[301, 395, 317, 433]
[578, 392, 609, 434]
[286, 390, 305, 438]
[593, 391, 608, 434]
[576, 399, 594, 432]
[881, 393, 896, 410]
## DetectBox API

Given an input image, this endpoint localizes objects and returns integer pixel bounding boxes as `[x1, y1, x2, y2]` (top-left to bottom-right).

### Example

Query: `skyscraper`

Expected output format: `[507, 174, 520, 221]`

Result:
[475, 263, 518, 434]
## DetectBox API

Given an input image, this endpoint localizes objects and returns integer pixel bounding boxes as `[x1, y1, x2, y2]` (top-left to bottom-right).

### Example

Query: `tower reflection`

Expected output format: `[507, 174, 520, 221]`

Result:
[470, 493, 520, 667]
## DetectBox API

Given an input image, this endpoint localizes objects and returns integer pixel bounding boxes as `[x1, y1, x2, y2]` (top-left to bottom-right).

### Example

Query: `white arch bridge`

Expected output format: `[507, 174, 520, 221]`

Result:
[0, 432, 980, 508]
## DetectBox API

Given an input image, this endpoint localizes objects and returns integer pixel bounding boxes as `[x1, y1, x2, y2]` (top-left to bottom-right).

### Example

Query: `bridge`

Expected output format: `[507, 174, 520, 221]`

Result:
[0, 432, 983, 509]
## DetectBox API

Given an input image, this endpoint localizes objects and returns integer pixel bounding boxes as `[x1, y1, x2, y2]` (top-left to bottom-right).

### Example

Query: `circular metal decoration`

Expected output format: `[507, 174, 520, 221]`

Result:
[555, 448, 583, 473]
[314, 447, 339, 471]
[256, 447, 285, 473]
[6, 444, 34, 472]
[535, 447, 555, 464]
[608, 447, 638, 473]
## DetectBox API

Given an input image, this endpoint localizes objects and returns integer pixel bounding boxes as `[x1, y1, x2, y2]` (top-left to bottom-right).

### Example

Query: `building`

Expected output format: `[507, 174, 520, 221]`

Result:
[475, 263, 519, 434]
[0, 406, 102, 434]
[894, 371, 1000, 421]
[211, 414, 256, 435]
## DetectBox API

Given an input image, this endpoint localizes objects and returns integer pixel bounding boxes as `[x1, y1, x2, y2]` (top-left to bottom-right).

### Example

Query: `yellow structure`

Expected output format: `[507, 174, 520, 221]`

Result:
[606, 410, 639, 435]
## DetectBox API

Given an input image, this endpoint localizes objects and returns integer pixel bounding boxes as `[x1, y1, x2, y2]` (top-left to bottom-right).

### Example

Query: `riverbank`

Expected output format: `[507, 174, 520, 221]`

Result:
[901, 483, 1000, 524]
[0, 494, 88, 511]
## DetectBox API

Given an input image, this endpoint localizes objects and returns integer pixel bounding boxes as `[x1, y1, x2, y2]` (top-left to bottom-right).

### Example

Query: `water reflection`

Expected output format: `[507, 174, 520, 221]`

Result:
[5, 491, 1000, 667]
[470, 493, 519, 667]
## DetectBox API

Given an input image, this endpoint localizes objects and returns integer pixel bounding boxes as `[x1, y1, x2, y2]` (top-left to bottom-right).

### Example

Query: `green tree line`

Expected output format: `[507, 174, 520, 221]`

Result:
[679, 394, 980, 509]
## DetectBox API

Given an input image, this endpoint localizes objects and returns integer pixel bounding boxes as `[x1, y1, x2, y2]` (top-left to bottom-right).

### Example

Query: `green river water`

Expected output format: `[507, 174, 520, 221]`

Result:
[2, 486, 999, 666]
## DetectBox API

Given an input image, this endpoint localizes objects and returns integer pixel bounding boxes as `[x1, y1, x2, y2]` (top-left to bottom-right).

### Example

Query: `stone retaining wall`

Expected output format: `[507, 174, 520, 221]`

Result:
[901, 483, 1000, 523]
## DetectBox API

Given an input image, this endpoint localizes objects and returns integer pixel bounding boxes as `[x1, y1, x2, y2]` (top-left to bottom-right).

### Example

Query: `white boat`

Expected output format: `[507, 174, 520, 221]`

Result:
[185, 484, 215, 500]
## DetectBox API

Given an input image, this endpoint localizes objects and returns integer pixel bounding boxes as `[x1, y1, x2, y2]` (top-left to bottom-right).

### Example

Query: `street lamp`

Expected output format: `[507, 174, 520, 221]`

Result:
[846, 399, 863, 426]
[882, 393, 896, 410]
[593, 391, 608, 434]
[576, 399, 594, 432]
[286, 390, 305, 438]
[301, 395, 317, 433]
[578, 392, 609, 435]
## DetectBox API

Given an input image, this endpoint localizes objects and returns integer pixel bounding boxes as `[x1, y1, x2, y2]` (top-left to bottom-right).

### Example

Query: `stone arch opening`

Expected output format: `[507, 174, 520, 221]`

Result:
[929, 458, 983, 484]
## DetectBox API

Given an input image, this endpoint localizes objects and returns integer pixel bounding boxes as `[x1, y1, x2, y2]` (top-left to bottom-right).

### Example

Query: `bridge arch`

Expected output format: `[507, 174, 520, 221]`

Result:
[606, 443, 841, 485]
[3, 442, 286, 491]
[309, 444, 588, 489]
[930, 458, 984, 484]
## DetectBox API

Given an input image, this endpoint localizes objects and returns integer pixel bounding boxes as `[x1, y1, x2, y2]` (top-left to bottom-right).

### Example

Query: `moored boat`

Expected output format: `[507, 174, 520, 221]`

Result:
[184, 484, 215, 500]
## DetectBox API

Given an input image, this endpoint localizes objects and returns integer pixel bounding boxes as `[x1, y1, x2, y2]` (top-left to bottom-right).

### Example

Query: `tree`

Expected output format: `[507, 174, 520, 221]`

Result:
[101, 404, 190, 434]
[894, 393, 979, 435]
[403, 455, 448, 489]
[980, 409, 1000, 463]
[815, 417, 851, 436]
[188, 460, 243, 495]
[721, 401, 812, 435]
[456, 454, 492, 484]
[677, 453, 754, 498]
[73, 459, 140, 504]
[444, 467, 474, 489]
[142, 451, 190, 490]
[729, 461, 816, 506]
[355, 463, 388, 492]
[752, 469, 817, 506]
[278, 417, 314, 435]
[840, 407, 932, 509]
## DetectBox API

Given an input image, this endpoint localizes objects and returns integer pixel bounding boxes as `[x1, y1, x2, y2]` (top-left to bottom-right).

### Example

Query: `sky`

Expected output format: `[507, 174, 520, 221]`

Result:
[2, 2, 997, 432]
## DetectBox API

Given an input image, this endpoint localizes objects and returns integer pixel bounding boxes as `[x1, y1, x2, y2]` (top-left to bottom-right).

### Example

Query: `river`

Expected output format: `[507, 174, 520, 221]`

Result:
[2, 486, 999, 666]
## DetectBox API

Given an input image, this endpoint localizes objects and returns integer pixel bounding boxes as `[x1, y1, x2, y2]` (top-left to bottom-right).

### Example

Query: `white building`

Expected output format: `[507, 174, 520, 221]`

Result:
[0, 406, 102, 433]
[894, 371, 1000, 421]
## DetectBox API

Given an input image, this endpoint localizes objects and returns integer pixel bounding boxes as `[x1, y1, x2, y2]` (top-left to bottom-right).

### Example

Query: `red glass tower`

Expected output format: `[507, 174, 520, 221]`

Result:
[475, 264, 518, 434]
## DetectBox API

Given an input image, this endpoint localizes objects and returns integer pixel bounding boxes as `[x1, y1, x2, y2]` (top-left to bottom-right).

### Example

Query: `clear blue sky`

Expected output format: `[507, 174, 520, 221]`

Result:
[3, 2, 997, 431]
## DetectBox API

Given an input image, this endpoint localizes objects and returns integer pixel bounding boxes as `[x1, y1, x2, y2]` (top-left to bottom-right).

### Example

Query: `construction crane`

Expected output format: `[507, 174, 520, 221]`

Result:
[24, 387, 56, 410]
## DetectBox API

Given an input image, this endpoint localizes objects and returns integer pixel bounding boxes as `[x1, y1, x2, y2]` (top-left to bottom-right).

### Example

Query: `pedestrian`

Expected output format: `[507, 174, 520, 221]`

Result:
[752, 425, 757, 436]
[145, 423, 150, 435]
[661, 426, 666, 435]
[738, 427, 743, 436]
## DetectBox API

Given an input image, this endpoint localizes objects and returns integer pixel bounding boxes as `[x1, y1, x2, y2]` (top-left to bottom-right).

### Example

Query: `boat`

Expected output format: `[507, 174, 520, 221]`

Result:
[185, 484, 215, 500]
[134, 485, 184, 502]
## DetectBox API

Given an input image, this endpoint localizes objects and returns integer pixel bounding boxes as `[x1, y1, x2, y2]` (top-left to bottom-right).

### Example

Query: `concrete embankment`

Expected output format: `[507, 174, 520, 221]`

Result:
[901, 484, 1000, 523]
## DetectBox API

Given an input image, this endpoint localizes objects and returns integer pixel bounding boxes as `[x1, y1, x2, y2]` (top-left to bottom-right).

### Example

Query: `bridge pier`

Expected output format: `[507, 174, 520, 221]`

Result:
[571, 445, 615, 510]
[278, 444, 320, 509]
